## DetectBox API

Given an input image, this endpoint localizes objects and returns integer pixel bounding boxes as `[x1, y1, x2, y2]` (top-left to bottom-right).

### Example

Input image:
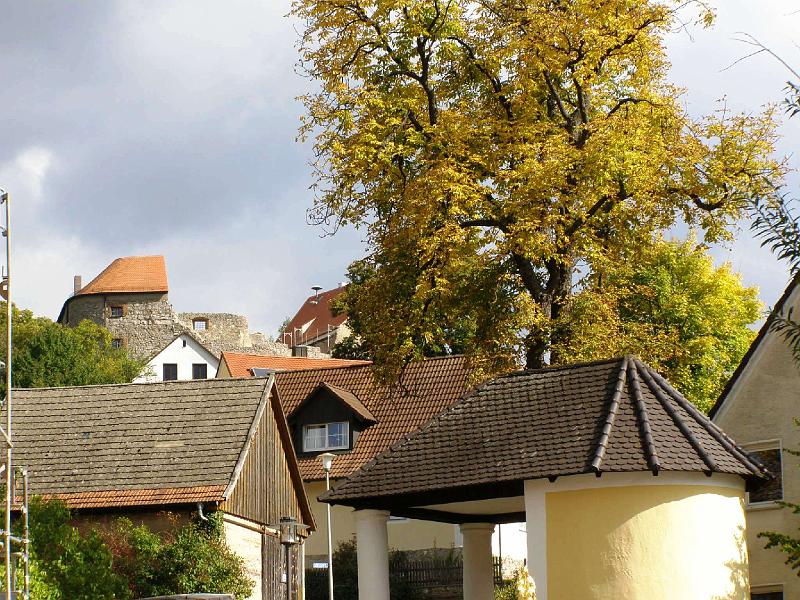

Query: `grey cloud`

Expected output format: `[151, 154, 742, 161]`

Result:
[1, 0, 798, 336]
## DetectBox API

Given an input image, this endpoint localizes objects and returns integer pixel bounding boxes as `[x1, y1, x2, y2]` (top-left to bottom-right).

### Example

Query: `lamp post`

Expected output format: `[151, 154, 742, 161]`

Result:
[278, 516, 308, 600]
[320, 452, 335, 600]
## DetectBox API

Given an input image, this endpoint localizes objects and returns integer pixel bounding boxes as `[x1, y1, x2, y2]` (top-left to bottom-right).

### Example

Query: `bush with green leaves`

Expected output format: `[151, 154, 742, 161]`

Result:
[1, 498, 252, 600]
[109, 511, 253, 600]
[24, 497, 130, 600]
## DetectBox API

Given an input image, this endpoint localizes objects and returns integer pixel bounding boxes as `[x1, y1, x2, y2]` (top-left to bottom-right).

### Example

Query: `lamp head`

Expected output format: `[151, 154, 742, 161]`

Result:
[320, 452, 336, 473]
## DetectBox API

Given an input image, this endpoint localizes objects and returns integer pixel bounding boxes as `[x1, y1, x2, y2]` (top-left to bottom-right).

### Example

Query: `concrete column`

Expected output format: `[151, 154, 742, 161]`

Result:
[354, 509, 390, 600]
[524, 480, 548, 600]
[460, 522, 496, 600]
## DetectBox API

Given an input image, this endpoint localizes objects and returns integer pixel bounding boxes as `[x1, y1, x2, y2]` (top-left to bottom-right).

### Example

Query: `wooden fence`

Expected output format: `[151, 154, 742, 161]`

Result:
[305, 556, 505, 599]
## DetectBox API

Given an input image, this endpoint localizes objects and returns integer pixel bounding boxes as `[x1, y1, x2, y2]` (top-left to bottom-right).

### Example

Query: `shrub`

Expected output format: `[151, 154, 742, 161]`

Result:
[108, 511, 254, 600]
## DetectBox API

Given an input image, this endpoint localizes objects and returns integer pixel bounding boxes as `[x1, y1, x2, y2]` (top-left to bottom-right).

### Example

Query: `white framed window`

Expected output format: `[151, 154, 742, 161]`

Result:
[193, 318, 208, 331]
[303, 422, 349, 452]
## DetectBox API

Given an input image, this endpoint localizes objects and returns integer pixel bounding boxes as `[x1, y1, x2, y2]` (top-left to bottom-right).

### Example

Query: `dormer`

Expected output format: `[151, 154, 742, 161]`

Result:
[288, 381, 377, 457]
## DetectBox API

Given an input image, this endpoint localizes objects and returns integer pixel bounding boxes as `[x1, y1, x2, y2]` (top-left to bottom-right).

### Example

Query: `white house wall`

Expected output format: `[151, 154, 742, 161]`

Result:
[134, 333, 219, 382]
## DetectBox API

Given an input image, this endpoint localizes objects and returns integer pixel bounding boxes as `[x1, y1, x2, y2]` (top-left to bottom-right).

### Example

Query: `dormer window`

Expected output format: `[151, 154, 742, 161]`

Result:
[303, 422, 349, 452]
[193, 318, 208, 331]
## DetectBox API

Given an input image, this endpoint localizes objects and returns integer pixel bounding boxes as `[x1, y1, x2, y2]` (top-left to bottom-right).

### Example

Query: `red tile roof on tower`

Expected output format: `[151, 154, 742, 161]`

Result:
[76, 255, 169, 295]
[220, 352, 371, 377]
[281, 286, 348, 345]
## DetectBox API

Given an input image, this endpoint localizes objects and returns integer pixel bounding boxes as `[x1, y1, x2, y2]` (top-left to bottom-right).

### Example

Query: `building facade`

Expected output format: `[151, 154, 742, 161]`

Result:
[11, 376, 315, 600]
[712, 279, 800, 600]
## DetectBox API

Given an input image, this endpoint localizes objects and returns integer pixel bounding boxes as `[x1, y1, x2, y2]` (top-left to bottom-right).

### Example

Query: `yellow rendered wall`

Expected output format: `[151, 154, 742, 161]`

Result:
[546, 485, 748, 600]
[303, 480, 457, 557]
[713, 284, 800, 597]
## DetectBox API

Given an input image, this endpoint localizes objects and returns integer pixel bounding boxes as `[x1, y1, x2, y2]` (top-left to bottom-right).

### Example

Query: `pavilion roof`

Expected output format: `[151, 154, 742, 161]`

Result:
[322, 356, 770, 509]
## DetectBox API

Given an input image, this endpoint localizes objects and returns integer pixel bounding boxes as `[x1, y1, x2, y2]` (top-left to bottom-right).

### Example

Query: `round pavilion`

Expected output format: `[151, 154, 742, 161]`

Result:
[321, 356, 770, 600]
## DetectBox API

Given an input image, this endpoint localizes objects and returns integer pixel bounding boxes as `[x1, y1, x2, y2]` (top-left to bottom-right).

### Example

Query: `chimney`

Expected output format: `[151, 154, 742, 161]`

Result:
[73, 275, 82, 295]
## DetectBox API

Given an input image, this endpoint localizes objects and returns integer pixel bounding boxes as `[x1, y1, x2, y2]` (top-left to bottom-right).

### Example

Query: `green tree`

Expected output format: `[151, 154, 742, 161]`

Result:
[294, 0, 784, 378]
[331, 259, 474, 360]
[109, 512, 254, 600]
[24, 497, 131, 600]
[552, 235, 761, 412]
[6, 498, 253, 600]
[0, 303, 143, 392]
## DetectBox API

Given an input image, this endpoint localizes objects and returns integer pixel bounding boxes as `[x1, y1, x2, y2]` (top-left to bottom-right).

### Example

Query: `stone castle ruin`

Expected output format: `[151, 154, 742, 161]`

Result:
[57, 255, 322, 361]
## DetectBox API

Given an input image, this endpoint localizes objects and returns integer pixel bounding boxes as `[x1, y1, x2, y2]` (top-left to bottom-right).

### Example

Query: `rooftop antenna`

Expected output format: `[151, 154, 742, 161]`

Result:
[310, 285, 323, 305]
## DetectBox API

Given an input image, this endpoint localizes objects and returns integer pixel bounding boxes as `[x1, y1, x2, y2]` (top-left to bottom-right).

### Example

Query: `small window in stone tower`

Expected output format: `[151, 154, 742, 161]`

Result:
[193, 318, 208, 331]
[111, 338, 123, 350]
[109, 306, 124, 318]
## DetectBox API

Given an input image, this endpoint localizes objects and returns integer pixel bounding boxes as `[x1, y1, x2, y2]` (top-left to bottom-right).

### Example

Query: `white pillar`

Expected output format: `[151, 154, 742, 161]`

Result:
[524, 480, 547, 600]
[460, 522, 495, 600]
[355, 509, 390, 600]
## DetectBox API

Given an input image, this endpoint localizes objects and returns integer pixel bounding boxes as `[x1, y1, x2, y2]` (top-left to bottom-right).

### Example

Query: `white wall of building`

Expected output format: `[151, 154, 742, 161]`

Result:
[134, 333, 219, 382]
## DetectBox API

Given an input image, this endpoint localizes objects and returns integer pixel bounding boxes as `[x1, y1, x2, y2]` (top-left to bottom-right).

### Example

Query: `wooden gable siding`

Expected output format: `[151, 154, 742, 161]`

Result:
[222, 391, 307, 527]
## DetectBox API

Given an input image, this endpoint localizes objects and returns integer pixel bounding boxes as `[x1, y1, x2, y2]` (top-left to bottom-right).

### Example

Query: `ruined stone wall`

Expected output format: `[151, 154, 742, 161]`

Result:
[104, 294, 181, 360]
[62, 294, 106, 328]
[63, 292, 178, 359]
[177, 312, 252, 348]
[63, 294, 321, 362]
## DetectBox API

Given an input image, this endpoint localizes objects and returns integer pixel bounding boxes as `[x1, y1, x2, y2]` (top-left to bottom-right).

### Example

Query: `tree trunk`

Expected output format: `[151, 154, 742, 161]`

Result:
[523, 258, 574, 369]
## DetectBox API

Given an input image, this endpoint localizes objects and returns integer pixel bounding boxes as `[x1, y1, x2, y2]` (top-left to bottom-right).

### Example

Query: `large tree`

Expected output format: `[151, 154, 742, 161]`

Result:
[295, 0, 784, 377]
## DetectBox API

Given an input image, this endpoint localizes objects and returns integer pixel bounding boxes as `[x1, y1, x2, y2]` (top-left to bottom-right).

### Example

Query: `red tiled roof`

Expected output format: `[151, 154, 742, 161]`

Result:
[274, 356, 472, 481]
[35, 485, 226, 509]
[221, 352, 370, 377]
[76, 256, 168, 295]
[281, 286, 348, 345]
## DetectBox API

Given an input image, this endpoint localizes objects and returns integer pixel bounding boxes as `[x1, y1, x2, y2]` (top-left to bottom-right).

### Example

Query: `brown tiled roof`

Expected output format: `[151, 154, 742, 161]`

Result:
[10, 378, 281, 509]
[323, 356, 769, 506]
[76, 255, 169, 295]
[281, 286, 348, 345]
[221, 352, 370, 378]
[288, 382, 377, 424]
[274, 356, 471, 481]
[709, 276, 800, 418]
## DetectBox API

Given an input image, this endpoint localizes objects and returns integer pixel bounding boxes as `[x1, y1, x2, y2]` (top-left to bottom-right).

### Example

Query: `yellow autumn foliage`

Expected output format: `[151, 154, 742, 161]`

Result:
[293, 0, 784, 379]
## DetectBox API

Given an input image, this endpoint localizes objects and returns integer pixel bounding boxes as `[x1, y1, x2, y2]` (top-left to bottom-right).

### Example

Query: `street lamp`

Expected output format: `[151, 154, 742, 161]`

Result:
[320, 452, 336, 600]
[277, 517, 308, 600]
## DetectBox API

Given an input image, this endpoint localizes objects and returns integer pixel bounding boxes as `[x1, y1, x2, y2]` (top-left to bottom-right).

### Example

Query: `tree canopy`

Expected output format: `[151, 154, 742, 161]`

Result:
[552, 235, 761, 412]
[294, 0, 784, 378]
[0, 303, 143, 391]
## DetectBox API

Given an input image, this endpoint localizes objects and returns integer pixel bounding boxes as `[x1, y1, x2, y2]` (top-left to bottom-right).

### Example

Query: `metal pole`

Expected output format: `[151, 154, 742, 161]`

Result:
[285, 543, 293, 600]
[22, 469, 28, 600]
[2, 191, 12, 600]
[326, 470, 334, 600]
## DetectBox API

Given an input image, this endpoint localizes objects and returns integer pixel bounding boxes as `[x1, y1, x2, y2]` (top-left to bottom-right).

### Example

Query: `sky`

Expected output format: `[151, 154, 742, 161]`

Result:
[0, 0, 798, 337]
